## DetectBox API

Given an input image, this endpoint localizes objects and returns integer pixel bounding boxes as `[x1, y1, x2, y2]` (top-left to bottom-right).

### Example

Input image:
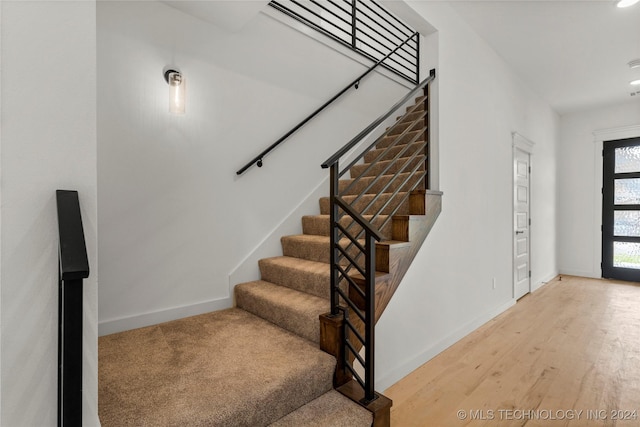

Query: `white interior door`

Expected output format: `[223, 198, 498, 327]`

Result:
[513, 148, 531, 299]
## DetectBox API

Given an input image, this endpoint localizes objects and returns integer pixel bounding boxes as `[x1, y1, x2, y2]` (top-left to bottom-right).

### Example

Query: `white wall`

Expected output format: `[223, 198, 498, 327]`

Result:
[558, 100, 640, 278]
[0, 3, 3, 421]
[97, 1, 410, 334]
[0, 1, 98, 425]
[376, 1, 559, 391]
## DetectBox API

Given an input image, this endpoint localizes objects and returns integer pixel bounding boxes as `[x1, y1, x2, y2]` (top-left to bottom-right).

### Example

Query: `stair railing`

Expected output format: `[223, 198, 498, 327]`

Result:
[236, 32, 419, 175]
[321, 68, 436, 402]
[56, 190, 90, 427]
[269, 0, 420, 84]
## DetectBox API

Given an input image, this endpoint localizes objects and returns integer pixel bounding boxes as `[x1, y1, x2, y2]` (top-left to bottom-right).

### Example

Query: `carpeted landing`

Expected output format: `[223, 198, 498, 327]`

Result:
[99, 308, 371, 426]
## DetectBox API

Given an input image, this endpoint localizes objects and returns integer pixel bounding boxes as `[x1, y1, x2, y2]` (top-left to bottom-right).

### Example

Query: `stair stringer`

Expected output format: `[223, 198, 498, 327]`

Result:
[373, 190, 442, 323]
[319, 190, 441, 427]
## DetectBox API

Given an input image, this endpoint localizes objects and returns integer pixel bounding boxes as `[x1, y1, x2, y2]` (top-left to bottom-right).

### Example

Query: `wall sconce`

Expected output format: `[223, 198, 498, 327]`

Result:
[163, 68, 185, 115]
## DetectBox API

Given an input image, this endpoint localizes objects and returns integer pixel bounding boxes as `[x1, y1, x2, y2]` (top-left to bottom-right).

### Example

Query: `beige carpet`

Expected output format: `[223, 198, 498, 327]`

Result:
[99, 93, 429, 426]
[99, 308, 336, 426]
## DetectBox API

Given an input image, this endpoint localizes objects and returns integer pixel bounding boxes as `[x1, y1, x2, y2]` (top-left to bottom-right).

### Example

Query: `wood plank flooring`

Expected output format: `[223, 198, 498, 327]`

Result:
[385, 276, 640, 426]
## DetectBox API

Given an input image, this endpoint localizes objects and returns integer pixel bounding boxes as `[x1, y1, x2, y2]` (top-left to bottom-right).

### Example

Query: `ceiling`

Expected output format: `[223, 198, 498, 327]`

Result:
[449, 0, 640, 114]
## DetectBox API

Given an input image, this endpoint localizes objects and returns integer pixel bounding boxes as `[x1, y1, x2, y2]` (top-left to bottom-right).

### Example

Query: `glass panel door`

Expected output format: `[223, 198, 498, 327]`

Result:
[602, 137, 640, 281]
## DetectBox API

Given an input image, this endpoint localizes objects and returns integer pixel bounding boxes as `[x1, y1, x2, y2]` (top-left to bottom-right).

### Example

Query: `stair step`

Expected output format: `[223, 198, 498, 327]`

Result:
[282, 234, 332, 264]
[339, 171, 424, 196]
[364, 141, 426, 164]
[376, 129, 425, 149]
[408, 95, 426, 112]
[98, 308, 335, 426]
[350, 155, 425, 179]
[302, 214, 392, 239]
[235, 280, 329, 343]
[386, 117, 423, 136]
[259, 256, 331, 300]
[281, 234, 368, 266]
[348, 270, 392, 311]
[319, 192, 410, 216]
[269, 390, 372, 426]
[395, 109, 426, 127]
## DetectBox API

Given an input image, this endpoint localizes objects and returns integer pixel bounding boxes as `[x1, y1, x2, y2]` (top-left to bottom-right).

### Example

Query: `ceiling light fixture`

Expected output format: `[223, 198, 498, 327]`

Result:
[617, 0, 639, 8]
[629, 59, 640, 69]
[631, 79, 640, 86]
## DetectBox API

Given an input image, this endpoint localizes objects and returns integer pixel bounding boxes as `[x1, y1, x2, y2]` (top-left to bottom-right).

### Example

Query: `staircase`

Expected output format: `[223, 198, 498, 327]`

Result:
[99, 83, 440, 426]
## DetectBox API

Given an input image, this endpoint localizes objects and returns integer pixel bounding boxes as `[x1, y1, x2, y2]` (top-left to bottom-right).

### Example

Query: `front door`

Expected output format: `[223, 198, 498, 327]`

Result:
[514, 148, 531, 299]
[602, 137, 640, 282]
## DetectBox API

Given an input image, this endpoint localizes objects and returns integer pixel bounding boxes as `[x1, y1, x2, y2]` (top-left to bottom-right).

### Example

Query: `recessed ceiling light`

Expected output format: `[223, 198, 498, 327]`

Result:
[631, 79, 640, 86]
[617, 0, 639, 7]
[630, 59, 640, 69]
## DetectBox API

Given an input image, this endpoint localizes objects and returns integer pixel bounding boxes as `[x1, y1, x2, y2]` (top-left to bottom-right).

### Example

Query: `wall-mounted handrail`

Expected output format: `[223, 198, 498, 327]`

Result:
[236, 32, 419, 176]
[321, 68, 435, 170]
[56, 189, 89, 427]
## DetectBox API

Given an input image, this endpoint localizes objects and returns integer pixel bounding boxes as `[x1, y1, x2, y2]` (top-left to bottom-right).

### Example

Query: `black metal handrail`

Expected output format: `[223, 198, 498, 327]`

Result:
[322, 69, 435, 170]
[57, 189, 89, 427]
[236, 32, 419, 175]
[323, 68, 435, 402]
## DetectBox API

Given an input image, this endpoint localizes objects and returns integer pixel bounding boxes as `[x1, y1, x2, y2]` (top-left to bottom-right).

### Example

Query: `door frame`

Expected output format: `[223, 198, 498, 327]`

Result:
[512, 132, 534, 299]
[593, 125, 640, 278]
[601, 136, 640, 281]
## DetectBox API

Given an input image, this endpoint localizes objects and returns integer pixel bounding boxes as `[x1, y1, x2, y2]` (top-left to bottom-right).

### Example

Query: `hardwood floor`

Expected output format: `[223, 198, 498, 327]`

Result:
[385, 276, 640, 426]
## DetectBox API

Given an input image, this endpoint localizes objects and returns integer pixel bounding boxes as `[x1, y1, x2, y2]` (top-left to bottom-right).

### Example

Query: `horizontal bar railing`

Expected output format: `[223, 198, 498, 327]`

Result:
[323, 68, 435, 403]
[236, 32, 418, 175]
[322, 69, 435, 170]
[270, 0, 419, 84]
[332, 114, 429, 271]
[56, 189, 90, 427]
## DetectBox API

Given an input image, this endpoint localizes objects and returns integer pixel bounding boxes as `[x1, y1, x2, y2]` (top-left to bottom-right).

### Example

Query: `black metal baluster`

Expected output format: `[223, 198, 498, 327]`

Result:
[363, 231, 377, 403]
[330, 163, 340, 315]
[351, 0, 357, 48]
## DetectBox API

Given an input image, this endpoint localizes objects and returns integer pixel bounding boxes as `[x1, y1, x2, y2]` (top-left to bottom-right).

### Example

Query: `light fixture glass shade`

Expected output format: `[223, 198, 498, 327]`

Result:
[631, 79, 640, 86]
[167, 71, 186, 115]
[617, 0, 639, 7]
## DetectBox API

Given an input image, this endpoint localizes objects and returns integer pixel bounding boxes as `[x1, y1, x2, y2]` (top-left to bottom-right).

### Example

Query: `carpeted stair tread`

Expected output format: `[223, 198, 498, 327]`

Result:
[394, 110, 425, 127]
[259, 256, 331, 299]
[376, 129, 425, 149]
[364, 140, 426, 164]
[281, 234, 366, 265]
[350, 155, 425, 179]
[269, 390, 372, 426]
[302, 214, 392, 239]
[319, 192, 410, 216]
[386, 119, 421, 136]
[98, 308, 335, 427]
[339, 171, 424, 196]
[235, 280, 329, 343]
[410, 95, 426, 109]
[282, 234, 332, 264]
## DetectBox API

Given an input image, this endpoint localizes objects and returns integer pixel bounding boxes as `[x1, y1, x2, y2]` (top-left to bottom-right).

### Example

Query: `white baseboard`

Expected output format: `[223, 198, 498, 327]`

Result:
[558, 269, 601, 279]
[378, 298, 516, 392]
[98, 297, 233, 336]
[531, 271, 560, 292]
